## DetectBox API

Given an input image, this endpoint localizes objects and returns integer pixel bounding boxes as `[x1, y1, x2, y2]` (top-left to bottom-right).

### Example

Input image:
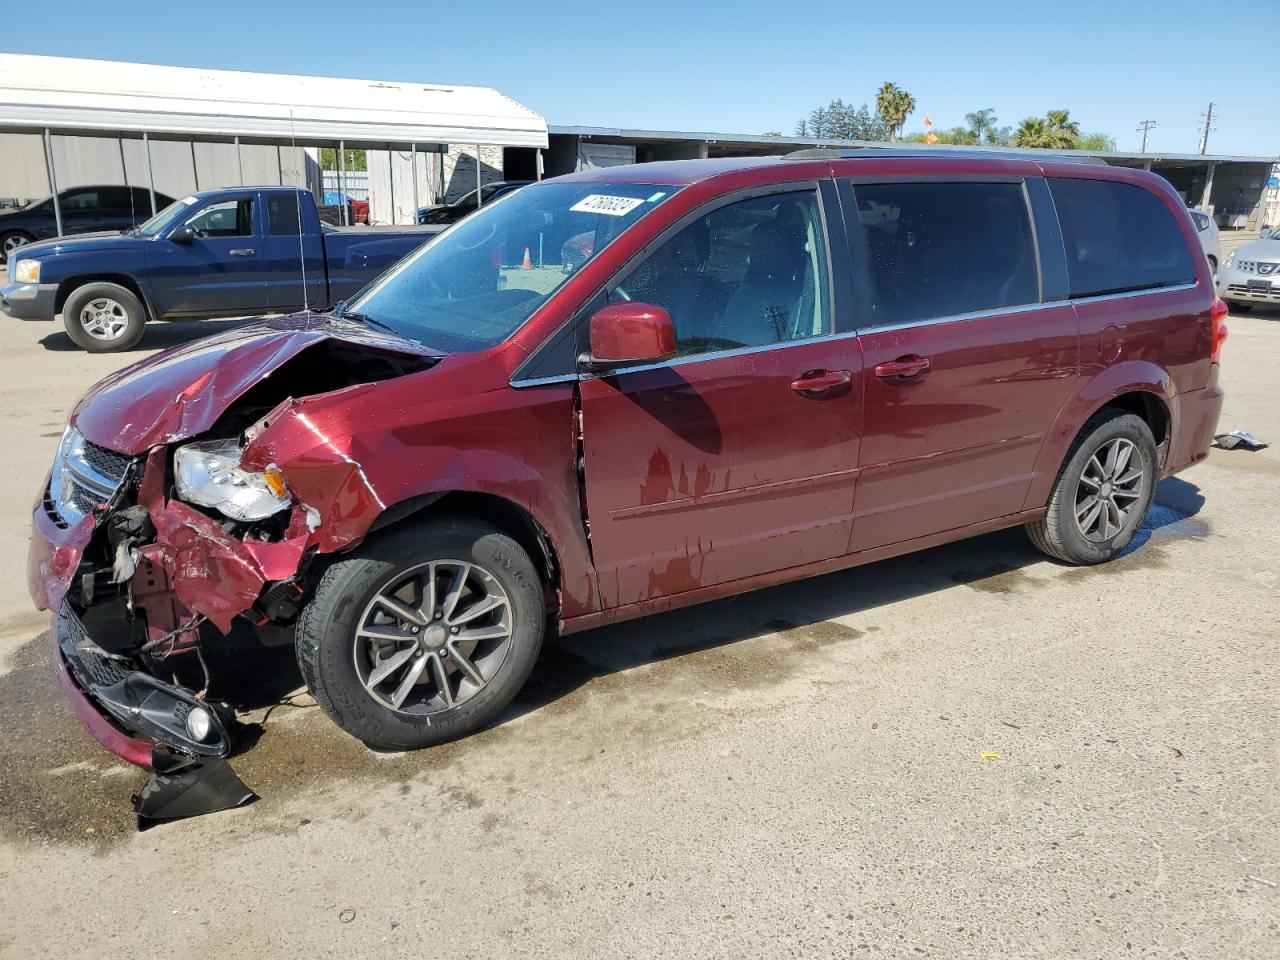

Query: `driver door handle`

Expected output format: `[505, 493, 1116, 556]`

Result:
[229, 248, 256, 256]
[791, 369, 852, 398]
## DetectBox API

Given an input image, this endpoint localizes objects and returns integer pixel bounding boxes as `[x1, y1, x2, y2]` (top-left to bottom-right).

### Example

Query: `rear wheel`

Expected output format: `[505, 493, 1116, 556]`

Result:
[62, 282, 147, 352]
[296, 516, 545, 751]
[1026, 410, 1158, 564]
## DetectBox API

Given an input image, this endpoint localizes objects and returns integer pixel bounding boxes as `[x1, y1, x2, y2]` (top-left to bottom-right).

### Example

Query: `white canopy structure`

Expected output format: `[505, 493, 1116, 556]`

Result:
[0, 54, 547, 228]
[0, 54, 546, 148]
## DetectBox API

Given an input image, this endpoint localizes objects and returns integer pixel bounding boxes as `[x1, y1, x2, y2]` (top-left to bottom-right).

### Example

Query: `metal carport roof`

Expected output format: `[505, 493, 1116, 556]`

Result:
[0, 54, 547, 149]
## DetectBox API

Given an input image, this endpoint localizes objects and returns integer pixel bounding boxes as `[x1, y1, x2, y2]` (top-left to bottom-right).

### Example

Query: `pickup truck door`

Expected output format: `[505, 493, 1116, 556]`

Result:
[263, 191, 327, 313]
[144, 192, 270, 319]
[577, 183, 863, 609]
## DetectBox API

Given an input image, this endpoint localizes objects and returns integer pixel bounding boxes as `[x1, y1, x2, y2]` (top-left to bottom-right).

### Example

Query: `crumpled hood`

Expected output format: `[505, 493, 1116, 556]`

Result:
[71, 313, 439, 455]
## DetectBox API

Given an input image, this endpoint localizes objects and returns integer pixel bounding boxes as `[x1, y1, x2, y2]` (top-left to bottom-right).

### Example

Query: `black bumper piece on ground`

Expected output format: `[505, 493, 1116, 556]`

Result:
[58, 605, 235, 759]
[133, 746, 257, 828]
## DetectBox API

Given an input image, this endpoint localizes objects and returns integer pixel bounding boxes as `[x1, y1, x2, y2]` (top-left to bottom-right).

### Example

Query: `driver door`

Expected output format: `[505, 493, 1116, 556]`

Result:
[578, 184, 864, 609]
[144, 193, 270, 318]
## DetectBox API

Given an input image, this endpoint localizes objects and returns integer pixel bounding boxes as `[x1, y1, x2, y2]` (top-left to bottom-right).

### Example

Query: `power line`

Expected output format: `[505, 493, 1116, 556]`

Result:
[1136, 119, 1157, 153]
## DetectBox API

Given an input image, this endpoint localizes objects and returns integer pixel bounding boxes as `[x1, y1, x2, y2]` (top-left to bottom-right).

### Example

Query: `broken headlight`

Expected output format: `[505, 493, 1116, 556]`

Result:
[173, 438, 290, 521]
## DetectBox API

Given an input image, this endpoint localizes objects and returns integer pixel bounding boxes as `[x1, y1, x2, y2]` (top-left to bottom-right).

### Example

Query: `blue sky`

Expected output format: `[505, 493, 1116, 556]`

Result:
[15, 0, 1278, 156]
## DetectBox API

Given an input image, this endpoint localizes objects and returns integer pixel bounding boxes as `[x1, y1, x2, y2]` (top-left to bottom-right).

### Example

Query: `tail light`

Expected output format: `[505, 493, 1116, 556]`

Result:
[1210, 298, 1229, 363]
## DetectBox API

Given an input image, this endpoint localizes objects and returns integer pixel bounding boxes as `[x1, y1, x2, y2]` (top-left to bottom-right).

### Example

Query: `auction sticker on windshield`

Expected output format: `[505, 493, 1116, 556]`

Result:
[570, 194, 645, 217]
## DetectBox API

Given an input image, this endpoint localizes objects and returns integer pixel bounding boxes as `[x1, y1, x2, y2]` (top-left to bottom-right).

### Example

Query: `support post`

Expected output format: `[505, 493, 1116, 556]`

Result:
[1199, 160, 1217, 210]
[475, 144, 482, 208]
[536, 148, 544, 181]
[235, 136, 244, 185]
[143, 132, 157, 215]
[338, 140, 348, 226]
[43, 129, 64, 237]
[388, 146, 396, 225]
[190, 140, 199, 190]
[411, 143, 418, 224]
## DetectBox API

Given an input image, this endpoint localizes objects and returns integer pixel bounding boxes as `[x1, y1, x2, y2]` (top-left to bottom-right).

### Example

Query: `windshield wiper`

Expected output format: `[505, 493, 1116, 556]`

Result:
[337, 309, 400, 336]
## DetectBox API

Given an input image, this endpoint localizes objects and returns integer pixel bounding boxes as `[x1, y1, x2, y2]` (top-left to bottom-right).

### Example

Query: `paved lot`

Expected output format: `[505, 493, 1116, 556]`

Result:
[0, 303, 1276, 960]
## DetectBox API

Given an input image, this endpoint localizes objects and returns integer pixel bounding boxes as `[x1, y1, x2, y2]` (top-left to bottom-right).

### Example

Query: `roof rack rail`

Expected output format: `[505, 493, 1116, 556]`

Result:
[784, 147, 1109, 165]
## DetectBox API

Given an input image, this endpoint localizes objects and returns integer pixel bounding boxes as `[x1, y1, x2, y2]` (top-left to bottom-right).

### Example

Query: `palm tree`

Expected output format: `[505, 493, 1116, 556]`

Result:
[1045, 109, 1081, 149]
[875, 82, 916, 142]
[964, 108, 997, 143]
[1014, 117, 1050, 149]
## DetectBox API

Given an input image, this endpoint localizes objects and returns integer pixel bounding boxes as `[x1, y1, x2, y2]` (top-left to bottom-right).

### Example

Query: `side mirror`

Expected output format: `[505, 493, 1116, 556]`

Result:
[582, 301, 676, 372]
[170, 224, 196, 243]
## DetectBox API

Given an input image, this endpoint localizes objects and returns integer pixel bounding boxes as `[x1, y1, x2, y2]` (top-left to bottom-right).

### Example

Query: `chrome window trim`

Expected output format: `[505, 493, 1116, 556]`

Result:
[509, 281, 1202, 388]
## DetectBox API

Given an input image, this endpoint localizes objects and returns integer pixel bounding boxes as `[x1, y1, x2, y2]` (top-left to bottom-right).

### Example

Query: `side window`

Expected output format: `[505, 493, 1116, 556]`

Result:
[100, 187, 133, 211]
[267, 193, 302, 236]
[610, 190, 831, 358]
[1048, 178, 1196, 298]
[185, 198, 255, 238]
[61, 189, 101, 211]
[851, 180, 1039, 326]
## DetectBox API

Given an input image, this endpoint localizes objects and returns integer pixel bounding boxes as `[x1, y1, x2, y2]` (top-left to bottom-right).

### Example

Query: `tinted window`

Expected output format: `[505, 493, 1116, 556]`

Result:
[100, 187, 133, 211]
[610, 190, 831, 357]
[267, 193, 302, 236]
[61, 189, 101, 211]
[185, 198, 254, 238]
[852, 181, 1039, 326]
[1049, 178, 1196, 297]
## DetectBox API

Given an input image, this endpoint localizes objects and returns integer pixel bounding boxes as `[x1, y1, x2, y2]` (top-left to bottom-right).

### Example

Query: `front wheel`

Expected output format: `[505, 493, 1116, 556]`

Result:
[1026, 410, 1158, 564]
[295, 516, 545, 751]
[62, 281, 147, 352]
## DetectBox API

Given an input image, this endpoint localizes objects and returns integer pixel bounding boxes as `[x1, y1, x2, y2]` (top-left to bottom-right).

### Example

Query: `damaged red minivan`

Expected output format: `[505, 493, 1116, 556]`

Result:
[29, 151, 1226, 765]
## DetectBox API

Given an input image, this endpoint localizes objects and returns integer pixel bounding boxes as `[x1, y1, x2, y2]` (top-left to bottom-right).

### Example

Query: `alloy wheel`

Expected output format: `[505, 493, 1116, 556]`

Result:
[353, 560, 514, 715]
[79, 297, 129, 341]
[1074, 438, 1145, 542]
[2, 234, 28, 259]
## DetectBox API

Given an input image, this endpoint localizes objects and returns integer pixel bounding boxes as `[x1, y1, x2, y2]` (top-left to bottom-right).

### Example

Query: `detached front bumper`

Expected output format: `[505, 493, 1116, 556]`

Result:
[1, 280, 58, 320]
[52, 604, 234, 767]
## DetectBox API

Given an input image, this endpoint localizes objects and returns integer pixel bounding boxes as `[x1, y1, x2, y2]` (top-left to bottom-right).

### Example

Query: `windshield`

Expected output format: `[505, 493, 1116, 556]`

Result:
[136, 196, 199, 237]
[348, 181, 679, 352]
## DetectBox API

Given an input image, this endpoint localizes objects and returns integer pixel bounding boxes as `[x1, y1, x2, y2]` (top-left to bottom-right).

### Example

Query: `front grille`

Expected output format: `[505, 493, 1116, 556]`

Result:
[45, 430, 136, 527]
[61, 607, 131, 687]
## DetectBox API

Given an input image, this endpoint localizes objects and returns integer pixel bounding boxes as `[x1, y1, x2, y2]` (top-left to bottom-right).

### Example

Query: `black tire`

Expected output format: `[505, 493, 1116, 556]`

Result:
[1025, 409, 1158, 565]
[62, 281, 147, 352]
[1226, 300, 1253, 314]
[1, 230, 34, 264]
[295, 515, 545, 751]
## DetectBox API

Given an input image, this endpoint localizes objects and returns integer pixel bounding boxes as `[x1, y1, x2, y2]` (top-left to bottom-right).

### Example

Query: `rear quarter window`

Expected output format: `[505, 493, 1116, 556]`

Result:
[1048, 178, 1196, 298]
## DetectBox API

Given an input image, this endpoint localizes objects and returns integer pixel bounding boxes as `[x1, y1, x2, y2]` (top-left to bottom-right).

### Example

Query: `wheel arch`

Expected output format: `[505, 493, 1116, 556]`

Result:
[365, 490, 563, 615]
[55, 274, 154, 319]
[1023, 363, 1174, 511]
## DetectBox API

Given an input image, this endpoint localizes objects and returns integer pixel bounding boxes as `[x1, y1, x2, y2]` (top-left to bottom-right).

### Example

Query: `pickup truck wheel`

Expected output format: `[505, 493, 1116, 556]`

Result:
[1026, 410, 1157, 565]
[1, 231, 33, 263]
[62, 282, 147, 352]
[296, 515, 545, 751]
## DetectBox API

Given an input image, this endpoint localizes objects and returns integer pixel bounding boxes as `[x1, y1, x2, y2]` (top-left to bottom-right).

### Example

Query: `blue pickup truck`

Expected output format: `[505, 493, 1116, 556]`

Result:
[1, 186, 440, 351]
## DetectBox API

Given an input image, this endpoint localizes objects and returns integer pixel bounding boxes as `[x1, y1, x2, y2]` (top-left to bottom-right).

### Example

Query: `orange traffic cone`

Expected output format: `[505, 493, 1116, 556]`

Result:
[521, 247, 532, 270]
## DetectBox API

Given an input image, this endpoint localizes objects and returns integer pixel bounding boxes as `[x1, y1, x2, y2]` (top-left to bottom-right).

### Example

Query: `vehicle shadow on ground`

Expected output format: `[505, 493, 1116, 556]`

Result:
[38, 317, 257, 353]
[506, 476, 1205, 721]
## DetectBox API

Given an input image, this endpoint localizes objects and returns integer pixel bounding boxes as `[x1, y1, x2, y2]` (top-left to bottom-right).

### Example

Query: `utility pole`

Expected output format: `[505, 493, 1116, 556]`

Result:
[1137, 119, 1157, 152]
[1198, 102, 1215, 155]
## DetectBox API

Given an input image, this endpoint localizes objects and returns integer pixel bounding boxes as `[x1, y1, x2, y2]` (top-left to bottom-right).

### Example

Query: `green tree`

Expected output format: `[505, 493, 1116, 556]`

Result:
[964, 108, 998, 143]
[1015, 110, 1083, 150]
[796, 99, 886, 140]
[1077, 132, 1117, 151]
[319, 147, 367, 171]
[875, 82, 916, 142]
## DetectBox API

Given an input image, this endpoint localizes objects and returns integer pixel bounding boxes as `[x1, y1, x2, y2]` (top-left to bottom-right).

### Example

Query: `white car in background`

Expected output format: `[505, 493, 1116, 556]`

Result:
[1218, 230, 1280, 311]
[1189, 208, 1220, 279]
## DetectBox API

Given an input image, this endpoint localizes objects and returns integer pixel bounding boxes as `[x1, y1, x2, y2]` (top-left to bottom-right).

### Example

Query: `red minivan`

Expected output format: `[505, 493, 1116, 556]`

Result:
[29, 150, 1226, 764]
